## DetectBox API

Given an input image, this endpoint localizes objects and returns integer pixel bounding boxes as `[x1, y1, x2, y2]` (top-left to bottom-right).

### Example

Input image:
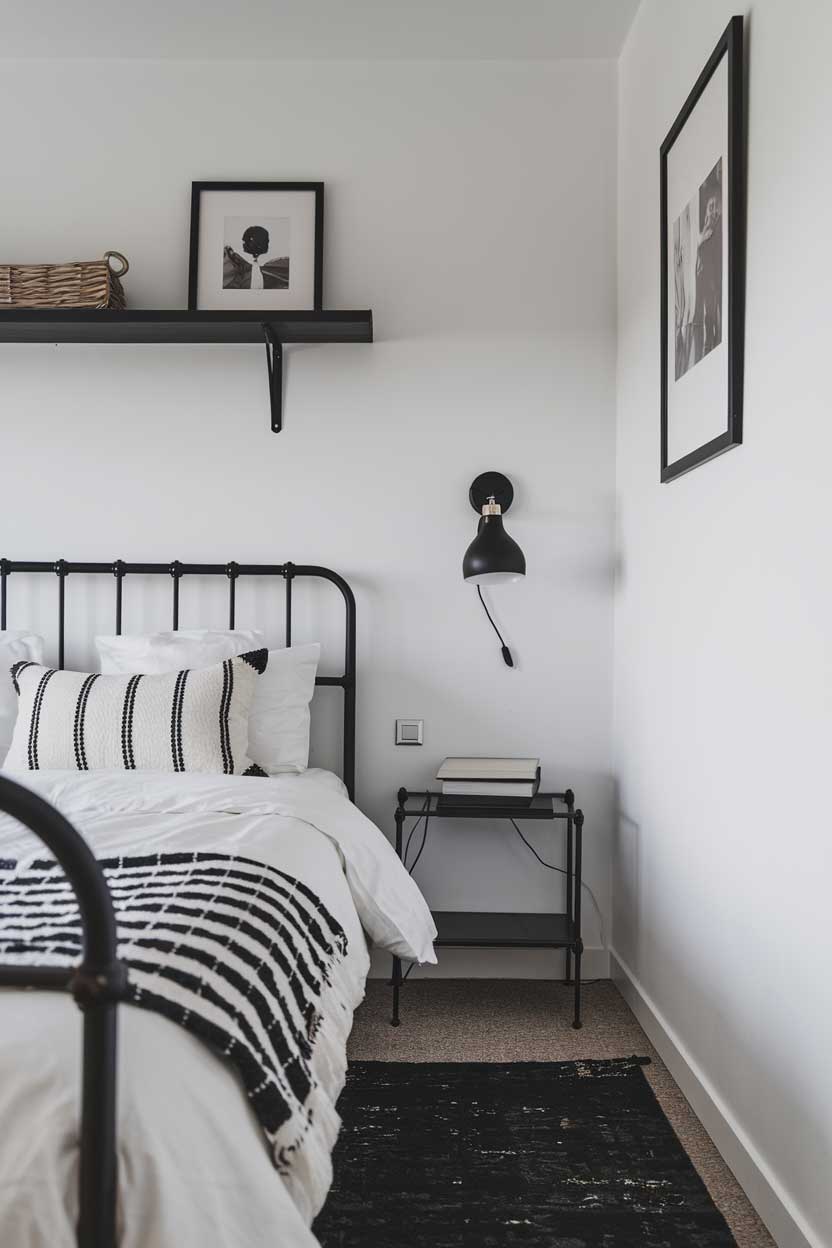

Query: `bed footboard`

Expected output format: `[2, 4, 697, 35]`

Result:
[0, 775, 128, 1248]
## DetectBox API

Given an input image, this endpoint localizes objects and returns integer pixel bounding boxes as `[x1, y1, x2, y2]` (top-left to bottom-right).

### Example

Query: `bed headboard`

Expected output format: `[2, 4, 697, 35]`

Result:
[0, 559, 356, 800]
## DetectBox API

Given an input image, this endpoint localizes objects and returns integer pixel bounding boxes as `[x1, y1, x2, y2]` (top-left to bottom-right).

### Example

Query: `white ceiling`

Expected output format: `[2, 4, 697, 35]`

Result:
[0, 0, 641, 60]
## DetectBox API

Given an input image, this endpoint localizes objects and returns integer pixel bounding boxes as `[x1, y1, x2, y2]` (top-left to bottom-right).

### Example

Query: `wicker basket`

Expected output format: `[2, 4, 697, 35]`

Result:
[0, 251, 129, 310]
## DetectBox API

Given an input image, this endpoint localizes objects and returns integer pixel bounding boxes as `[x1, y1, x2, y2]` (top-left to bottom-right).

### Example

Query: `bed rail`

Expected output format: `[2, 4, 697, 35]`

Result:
[0, 774, 127, 1248]
[0, 558, 357, 799]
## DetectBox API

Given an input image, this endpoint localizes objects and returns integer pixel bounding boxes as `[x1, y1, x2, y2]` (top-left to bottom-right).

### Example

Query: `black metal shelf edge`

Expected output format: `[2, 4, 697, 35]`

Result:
[433, 911, 575, 948]
[0, 308, 373, 345]
[401, 797, 572, 820]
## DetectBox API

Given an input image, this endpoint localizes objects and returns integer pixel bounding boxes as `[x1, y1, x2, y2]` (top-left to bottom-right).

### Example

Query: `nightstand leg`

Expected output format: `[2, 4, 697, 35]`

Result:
[572, 810, 584, 1028]
[391, 955, 402, 1027]
[565, 804, 573, 984]
[391, 801, 406, 1027]
[572, 940, 583, 1029]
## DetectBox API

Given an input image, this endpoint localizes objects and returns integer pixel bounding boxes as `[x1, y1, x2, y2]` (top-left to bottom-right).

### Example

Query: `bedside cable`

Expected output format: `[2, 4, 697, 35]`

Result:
[403, 794, 431, 874]
[400, 795, 431, 982]
[509, 818, 606, 951]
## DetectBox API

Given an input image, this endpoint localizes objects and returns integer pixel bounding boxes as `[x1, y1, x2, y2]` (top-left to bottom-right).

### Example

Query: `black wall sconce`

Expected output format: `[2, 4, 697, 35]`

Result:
[462, 471, 525, 666]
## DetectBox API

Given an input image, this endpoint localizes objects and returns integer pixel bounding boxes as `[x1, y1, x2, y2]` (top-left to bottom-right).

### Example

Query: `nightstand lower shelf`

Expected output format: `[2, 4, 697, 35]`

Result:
[433, 911, 575, 948]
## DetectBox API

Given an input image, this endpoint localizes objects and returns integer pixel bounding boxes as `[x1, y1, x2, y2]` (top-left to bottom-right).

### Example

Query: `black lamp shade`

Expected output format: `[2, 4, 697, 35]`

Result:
[463, 514, 526, 585]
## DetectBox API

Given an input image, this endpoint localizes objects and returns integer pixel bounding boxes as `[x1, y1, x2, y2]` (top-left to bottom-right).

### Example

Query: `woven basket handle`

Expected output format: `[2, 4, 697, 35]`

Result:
[104, 251, 129, 277]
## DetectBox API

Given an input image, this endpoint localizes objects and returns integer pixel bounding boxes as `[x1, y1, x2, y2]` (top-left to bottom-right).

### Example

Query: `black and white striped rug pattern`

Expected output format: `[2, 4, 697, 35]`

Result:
[0, 850, 348, 1170]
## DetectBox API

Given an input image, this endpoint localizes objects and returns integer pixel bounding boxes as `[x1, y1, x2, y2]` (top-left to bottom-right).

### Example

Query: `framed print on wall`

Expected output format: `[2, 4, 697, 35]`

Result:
[188, 182, 323, 311]
[660, 16, 744, 483]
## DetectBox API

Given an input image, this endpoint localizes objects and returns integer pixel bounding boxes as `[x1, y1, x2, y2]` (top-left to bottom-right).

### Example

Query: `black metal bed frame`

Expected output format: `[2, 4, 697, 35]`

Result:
[0, 558, 357, 1248]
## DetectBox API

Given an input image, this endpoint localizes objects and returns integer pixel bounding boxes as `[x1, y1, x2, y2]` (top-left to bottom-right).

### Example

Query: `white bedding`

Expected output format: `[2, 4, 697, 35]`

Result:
[0, 769, 436, 1248]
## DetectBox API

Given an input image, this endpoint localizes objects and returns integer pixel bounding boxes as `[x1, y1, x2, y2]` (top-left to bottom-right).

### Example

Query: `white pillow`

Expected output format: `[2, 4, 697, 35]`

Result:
[95, 631, 320, 775]
[0, 631, 45, 763]
[96, 629, 265, 674]
[247, 643, 320, 774]
[6, 650, 268, 775]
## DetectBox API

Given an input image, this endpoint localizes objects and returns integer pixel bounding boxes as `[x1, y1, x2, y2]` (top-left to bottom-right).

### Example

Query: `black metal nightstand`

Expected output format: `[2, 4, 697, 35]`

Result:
[391, 786, 585, 1029]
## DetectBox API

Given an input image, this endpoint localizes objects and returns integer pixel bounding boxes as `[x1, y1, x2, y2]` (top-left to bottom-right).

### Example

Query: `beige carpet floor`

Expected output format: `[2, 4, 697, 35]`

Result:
[348, 979, 775, 1248]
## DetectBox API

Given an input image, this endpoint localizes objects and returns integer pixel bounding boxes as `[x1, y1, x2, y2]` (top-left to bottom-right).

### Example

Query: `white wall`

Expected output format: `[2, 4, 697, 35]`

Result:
[614, 3, 832, 1245]
[0, 58, 618, 975]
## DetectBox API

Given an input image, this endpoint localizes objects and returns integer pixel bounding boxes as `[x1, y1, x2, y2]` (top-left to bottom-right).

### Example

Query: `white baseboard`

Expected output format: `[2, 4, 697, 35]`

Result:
[368, 945, 610, 980]
[610, 948, 819, 1248]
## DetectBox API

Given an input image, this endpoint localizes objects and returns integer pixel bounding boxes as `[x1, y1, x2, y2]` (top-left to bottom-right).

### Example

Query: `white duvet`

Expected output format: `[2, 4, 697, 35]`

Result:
[0, 768, 436, 1248]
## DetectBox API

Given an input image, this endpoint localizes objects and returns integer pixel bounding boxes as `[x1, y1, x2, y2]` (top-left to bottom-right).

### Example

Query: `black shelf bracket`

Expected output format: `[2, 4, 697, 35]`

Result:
[263, 323, 284, 433]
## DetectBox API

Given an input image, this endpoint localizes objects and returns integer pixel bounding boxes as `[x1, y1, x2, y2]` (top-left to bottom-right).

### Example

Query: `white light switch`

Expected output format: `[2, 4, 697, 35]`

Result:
[395, 719, 424, 745]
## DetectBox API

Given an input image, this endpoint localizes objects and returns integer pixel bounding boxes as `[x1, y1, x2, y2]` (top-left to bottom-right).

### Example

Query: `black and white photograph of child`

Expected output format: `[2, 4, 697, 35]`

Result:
[222, 216, 290, 290]
[673, 158, 722, 380]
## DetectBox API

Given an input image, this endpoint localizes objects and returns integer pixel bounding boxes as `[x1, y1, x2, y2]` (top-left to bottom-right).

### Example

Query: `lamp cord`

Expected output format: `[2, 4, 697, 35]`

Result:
[477, 586, 514, 667]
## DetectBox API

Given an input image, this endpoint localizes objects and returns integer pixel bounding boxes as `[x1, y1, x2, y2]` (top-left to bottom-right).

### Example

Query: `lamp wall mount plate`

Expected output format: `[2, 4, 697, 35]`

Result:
[469, 471, 514, 514]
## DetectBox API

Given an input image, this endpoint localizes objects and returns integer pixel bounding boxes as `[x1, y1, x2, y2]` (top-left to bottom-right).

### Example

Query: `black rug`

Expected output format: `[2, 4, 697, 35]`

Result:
[313, 1058, 737, 1247]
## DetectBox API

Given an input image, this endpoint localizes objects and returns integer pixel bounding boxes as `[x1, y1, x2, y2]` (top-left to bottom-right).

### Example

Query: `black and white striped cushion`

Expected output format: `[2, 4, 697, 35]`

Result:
[5, 650, 268, 775]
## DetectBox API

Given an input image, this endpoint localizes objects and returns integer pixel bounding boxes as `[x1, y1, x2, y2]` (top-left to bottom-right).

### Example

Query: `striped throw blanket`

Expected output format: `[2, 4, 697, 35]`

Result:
[0, 850, 348, 1171]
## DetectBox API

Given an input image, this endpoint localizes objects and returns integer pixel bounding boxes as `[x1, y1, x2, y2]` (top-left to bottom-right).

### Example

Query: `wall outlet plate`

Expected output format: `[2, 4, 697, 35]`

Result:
[395, 718, 424, 745]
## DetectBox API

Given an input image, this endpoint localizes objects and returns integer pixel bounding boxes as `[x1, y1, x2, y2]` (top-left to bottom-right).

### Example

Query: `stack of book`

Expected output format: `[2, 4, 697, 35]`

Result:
[436, 757, 541, 807]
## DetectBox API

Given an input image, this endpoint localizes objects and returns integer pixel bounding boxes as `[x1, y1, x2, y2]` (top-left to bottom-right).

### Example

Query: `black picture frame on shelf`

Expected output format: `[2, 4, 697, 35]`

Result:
[660, 16, 744, 483]
[188, 181, 323, 313]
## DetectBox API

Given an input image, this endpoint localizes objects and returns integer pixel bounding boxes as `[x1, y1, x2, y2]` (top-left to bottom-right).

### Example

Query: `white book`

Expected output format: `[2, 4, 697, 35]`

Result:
[436, 756, 540, 781]
[441, 779, 538, 797]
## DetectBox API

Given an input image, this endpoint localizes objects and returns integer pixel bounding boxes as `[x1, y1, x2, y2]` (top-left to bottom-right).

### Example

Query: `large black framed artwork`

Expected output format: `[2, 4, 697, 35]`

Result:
[660, 17, 744, 483]
[188, 182, 324, 312]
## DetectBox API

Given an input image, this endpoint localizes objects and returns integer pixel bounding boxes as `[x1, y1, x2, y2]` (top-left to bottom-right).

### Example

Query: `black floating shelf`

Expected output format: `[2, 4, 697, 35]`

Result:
[0, 308, 374, 431]
[0, 308, 372, 344]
